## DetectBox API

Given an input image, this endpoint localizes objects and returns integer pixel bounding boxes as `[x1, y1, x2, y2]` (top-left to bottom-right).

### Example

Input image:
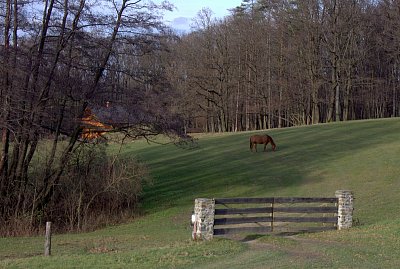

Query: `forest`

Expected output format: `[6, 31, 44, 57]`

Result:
[0, 0, 399, 234]
[174, 0, 400, 132]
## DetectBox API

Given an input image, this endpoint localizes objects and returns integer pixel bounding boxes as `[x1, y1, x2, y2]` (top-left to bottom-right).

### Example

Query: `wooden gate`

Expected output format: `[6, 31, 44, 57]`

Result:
[213, 197, 338, 236]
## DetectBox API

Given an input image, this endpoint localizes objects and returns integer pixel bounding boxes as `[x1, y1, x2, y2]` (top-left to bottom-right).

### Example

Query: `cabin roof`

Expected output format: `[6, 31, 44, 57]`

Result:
[90, 103, 132, 127]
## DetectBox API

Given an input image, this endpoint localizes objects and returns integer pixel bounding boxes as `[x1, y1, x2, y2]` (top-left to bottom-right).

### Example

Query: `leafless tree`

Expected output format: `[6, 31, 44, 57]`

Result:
[0, 0, 184, 234]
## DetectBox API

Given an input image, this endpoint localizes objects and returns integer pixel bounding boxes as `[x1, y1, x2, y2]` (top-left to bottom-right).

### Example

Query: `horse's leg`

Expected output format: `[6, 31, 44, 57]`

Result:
[264, 143, 267, 151]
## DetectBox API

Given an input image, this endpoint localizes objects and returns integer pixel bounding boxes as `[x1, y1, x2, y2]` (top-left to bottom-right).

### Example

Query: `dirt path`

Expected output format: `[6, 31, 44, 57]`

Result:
[243, 234, 339, 260]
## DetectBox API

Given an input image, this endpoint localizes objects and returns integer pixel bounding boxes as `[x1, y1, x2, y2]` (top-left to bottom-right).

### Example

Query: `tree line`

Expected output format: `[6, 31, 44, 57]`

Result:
[168, 0, 400, 132]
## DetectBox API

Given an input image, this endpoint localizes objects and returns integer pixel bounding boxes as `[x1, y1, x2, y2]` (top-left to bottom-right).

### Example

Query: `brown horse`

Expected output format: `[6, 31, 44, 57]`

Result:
[250, 134, 276, 152]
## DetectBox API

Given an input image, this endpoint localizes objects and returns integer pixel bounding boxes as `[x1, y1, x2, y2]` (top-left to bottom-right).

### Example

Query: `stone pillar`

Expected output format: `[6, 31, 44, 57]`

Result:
[335, 190, 354, 230]
[192, 198, 215, 240]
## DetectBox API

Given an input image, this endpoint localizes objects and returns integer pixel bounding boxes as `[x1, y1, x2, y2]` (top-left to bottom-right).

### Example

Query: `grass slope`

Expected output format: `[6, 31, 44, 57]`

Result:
[1, 118, 400, 268]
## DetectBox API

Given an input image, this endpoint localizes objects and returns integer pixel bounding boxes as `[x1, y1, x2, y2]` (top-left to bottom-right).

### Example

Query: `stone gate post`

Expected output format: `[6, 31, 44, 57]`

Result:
[192, 198, 215, 240]
[335, 190, 354, 230]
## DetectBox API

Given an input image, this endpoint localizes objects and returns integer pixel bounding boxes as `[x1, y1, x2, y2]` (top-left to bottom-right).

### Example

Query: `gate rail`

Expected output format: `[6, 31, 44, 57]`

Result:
[213, 197, 338, 236]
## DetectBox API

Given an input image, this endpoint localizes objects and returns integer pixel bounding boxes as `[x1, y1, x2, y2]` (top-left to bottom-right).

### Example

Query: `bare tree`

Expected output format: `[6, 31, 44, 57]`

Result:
[0, 0, 183, 233]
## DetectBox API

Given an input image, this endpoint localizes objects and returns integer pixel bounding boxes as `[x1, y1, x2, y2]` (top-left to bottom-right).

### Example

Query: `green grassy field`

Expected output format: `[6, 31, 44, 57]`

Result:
[1, 118, 400, 268]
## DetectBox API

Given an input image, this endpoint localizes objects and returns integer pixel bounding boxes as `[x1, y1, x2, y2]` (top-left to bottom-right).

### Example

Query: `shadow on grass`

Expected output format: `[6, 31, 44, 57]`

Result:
[240, 234, 266, 242]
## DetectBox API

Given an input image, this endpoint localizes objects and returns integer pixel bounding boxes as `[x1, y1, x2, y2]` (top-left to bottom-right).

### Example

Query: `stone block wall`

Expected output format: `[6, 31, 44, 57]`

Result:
[192, 198, 215, 240]
[335, 190, 354, 230]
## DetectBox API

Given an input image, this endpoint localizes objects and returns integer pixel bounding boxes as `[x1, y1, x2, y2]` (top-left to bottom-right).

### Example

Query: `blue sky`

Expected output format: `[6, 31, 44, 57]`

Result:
[156, 0, 244, 32]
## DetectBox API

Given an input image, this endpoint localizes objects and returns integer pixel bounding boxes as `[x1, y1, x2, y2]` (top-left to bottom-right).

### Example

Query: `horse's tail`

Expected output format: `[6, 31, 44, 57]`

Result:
[249, 138, 252, 150]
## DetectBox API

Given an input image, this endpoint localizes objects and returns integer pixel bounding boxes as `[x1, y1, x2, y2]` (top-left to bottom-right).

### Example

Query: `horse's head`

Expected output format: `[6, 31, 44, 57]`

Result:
[271, 143, 276, 151]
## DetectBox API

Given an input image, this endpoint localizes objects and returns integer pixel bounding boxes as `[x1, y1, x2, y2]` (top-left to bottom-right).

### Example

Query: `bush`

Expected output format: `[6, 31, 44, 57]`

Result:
[0, 142, 151, 235]
[53, 143, 151, 232]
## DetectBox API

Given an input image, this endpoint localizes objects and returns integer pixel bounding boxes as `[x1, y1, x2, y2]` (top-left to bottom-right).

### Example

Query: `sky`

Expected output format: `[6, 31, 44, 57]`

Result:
[156, 0, 244, 32]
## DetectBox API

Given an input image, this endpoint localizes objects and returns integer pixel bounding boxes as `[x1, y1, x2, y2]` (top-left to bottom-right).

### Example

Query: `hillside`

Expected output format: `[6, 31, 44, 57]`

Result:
[131, 118, 400, 225]
[1, 118, 400, 268]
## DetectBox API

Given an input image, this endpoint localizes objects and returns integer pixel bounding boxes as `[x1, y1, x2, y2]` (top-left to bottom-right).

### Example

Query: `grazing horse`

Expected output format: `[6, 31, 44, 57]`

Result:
[250, 134, 276, 152]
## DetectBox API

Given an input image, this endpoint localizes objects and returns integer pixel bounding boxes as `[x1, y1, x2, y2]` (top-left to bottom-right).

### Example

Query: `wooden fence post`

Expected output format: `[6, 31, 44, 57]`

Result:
[44, 221, 52, 256]
[271, 198, 275, 232]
